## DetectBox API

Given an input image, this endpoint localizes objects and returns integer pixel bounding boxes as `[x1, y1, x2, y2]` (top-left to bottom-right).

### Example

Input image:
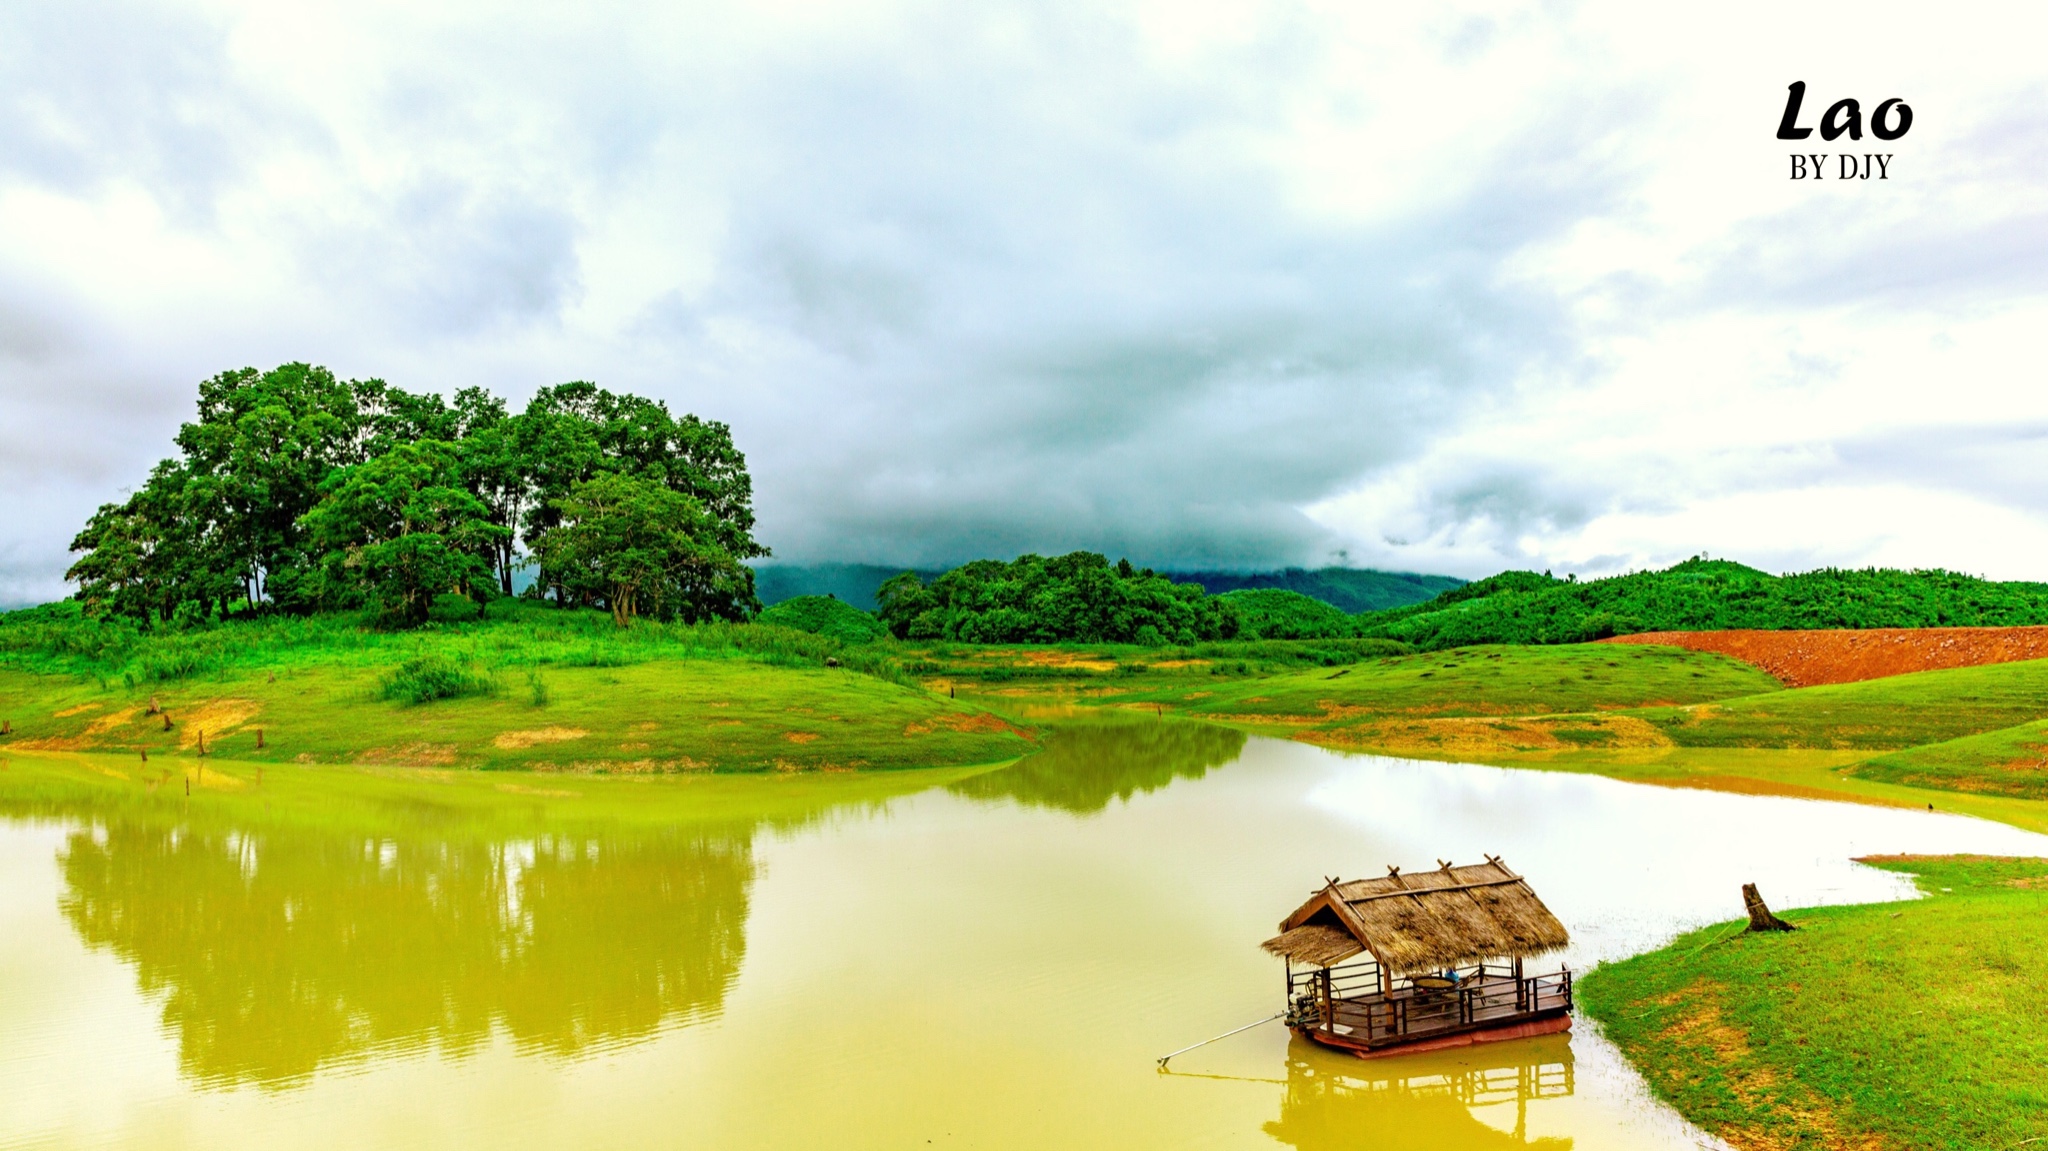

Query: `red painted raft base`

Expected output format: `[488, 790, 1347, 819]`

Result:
[1302, 1013, 1572, 1060]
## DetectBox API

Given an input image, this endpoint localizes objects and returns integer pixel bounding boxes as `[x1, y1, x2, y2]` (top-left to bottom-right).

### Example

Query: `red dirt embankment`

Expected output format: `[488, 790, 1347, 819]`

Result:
[1601, 626, 2048, 688]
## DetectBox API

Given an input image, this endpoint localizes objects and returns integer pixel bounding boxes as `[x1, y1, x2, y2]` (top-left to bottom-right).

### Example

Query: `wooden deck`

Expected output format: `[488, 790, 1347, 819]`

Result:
[1287, 960, 1572, 1055]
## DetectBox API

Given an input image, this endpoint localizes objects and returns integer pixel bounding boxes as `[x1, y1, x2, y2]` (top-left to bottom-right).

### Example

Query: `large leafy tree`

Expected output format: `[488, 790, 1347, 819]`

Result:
[67, 363, 768, 626]
[172, 363, 376, 611]
[520, 384, 768, 604]
[299, 441, 508, 625]
[65, 461, 238, 626]
[448, 388, 528, 595]
[530, 472, 756, 627]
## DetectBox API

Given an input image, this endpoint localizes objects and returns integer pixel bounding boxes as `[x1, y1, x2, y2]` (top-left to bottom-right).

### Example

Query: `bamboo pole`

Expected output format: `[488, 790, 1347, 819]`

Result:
[1155, 1012, 1285, 1068]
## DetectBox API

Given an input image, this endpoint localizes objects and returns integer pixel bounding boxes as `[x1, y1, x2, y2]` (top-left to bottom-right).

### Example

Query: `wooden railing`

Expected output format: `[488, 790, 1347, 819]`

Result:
[1288, 959, 1572, 1046]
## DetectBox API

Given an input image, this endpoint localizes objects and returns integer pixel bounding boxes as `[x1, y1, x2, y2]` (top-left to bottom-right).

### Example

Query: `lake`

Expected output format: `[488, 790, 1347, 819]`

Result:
[3, 721, 2043, 1149]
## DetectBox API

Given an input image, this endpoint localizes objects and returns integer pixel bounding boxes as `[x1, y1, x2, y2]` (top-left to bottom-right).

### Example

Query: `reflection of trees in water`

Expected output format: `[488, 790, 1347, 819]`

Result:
[58, 821, 753, 1088]
[1263, 1035, 1575, 1150]
[948, 720, 1247, 813]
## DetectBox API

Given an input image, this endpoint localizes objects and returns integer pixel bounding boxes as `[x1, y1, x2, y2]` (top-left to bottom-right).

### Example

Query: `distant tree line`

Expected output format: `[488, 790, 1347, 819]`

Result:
[875, 552, 1240, 644]
[1356, 558, 2048, 649]
[67, 363, 766, 627]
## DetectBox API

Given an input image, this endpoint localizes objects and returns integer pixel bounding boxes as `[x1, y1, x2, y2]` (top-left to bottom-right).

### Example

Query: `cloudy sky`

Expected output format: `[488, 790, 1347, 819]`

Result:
[3, 0, 2045, 604]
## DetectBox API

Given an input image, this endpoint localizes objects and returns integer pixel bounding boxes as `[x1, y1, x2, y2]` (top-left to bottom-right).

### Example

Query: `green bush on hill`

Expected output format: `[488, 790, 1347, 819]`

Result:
[378, 655, 498, 704]
[1219, 589, 1358, 639]
[754, 595, 890, 644]
[1358, 557, 2048, 649]
[876, 552, 1237, 645]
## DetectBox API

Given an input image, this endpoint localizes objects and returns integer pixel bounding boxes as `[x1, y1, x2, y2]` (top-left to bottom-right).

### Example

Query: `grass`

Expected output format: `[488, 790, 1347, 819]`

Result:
[1170, 642, 1781, 720]
[0, 659, 1030, 773]
[1579, 855, 2048, 1151]
[1851, 718, 2048, 799]
[1626, 659, 2048, 750]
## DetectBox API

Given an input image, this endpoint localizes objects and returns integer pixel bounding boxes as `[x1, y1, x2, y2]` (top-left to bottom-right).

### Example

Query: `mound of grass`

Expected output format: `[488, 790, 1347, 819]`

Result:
[1848, 717, 2048, 798]
[1218, 588, 1358, 640]
[1182, 642, 1779, 720]
[754, 595, 890, 644]
[1627, 658, 2048, 751]
[379, 655, 498, 704]
[1580, 855, 2048, 1151]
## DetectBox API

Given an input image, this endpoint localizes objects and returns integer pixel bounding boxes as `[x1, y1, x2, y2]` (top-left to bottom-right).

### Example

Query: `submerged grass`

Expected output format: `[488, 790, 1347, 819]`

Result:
[1579, 855, 2048, 1151]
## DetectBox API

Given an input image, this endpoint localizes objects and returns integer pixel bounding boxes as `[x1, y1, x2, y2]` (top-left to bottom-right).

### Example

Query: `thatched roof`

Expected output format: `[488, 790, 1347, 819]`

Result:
[1260, 856, 1569, 972]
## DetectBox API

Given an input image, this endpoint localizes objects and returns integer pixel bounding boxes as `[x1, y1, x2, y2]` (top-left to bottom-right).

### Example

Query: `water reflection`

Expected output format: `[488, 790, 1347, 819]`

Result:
[949, 719, 1247, 813]
[1265, 1035, 1575, 1150]
[57, 820, 753, 1088]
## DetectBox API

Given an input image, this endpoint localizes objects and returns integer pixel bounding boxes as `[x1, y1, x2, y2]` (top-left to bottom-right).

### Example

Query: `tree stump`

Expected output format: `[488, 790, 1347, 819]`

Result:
[1743, 883, 1796, 932]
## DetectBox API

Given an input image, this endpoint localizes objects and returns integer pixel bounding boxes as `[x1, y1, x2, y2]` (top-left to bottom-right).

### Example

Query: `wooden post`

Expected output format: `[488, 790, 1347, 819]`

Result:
[140, 749, 147, 764]
[1318, 968, 1332, 1036]
[256, 728, 265, 750]
[197, 730, 206, 757]
[163, 713, 172, 731]
[1743, 883, 1797, 932]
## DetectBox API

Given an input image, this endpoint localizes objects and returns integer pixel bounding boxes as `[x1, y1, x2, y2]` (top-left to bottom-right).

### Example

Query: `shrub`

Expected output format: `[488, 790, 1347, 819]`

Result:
[378, 655, 498, 704]
[754, 595, 890, 644]
[428, 593, 482, 623]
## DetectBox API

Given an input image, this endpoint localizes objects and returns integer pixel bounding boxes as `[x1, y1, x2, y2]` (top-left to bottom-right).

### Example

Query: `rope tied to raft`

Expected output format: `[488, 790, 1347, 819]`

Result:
[1155, 1011, 1286, 1069]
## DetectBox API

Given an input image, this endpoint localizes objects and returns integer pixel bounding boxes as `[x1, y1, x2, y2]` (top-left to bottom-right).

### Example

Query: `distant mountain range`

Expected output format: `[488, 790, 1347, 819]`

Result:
[1166, 568, 1467, 615]
[750, 562, 1465, 614]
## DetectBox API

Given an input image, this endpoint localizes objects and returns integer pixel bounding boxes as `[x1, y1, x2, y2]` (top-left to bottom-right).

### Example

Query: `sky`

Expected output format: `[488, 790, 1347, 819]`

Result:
[2, 0, 2045, 605]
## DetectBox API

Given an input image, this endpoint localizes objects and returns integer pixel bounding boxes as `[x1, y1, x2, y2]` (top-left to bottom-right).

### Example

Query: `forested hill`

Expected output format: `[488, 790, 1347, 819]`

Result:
[1357, 559, 2048, 650]
[1166, 567, 1464, 613]
[756, 562, 1462, 613]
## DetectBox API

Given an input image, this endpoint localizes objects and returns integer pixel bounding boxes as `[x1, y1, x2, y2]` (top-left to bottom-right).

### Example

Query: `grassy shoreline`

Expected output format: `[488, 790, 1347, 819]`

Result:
[1578, 855, 2048, 1151]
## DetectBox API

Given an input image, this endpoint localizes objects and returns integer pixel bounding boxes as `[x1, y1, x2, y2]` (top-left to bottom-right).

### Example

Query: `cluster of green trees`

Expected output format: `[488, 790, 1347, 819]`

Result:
[875, 552, 1238, 644]
[1358, 558, 2048, 649]
[67, 363, 766, 627]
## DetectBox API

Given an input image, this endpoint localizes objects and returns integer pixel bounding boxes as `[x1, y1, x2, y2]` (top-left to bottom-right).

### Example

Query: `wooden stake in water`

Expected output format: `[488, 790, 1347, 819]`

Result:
[256, 728, 265, 749]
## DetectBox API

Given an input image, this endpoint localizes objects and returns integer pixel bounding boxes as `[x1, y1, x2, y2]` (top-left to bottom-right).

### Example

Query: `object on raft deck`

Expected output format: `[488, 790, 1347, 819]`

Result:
[1261, 855, 1573, 1058]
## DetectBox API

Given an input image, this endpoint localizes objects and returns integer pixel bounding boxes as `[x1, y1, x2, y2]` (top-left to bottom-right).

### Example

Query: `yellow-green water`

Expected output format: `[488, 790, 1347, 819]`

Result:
[4, 723, 2045, 1149]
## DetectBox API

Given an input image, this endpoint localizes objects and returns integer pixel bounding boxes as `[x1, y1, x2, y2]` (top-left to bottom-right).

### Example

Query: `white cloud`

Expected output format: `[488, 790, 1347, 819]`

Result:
[1, 0, 2045, 603]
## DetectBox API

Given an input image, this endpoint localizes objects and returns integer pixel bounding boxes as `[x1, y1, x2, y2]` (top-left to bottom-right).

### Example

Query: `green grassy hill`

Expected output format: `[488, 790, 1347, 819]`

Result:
[1580, 856, 2048, 1151]
[1357, 558, 2048, 649]
[0, 601, 1029, 773]
[754, 594, 890, 643]
[1217, 589, 1360, 639]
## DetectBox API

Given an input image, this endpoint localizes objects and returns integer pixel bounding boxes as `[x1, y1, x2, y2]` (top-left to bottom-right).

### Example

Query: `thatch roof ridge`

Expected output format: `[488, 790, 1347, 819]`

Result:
[1261, 856, 1569, 971]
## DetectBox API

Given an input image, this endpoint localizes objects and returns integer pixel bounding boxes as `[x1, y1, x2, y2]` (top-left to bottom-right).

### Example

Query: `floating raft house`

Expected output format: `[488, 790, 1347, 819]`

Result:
[1262, 855, 1574, 1057]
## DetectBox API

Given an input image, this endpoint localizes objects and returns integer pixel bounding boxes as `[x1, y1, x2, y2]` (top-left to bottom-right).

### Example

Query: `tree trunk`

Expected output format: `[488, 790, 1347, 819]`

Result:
[1742, 883, 1796, 932]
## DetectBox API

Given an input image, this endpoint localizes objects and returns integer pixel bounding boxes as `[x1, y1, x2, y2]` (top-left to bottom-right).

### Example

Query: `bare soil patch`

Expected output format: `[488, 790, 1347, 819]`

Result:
[1605, 626, 2048, 687]
[493, 726, 589, 750]
[178, 699, 262, 749]
[902, 711, 1030, 739]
